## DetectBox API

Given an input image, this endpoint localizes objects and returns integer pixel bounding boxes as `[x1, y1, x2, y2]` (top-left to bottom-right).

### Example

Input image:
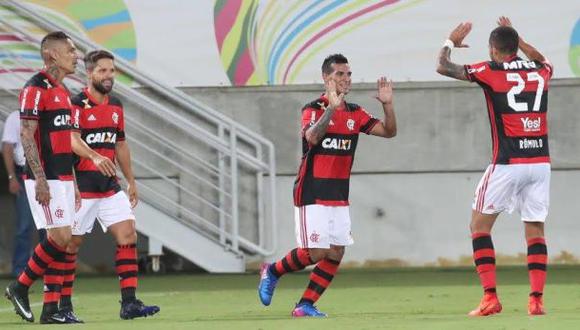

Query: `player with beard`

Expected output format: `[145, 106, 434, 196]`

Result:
[60, 50, 159, 321]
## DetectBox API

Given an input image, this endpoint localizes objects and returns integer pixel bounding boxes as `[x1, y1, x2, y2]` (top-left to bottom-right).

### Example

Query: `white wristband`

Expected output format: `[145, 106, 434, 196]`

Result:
[443, 39, 455, 49]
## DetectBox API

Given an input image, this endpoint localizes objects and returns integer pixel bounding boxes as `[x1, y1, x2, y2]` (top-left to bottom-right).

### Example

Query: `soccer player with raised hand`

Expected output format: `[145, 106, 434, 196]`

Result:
[436, 17, 553, 316]
[258, 53, 397, 317]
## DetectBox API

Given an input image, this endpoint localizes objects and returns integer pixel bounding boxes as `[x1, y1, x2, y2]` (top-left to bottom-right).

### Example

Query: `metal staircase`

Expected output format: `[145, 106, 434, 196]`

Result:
[0, 1, 277, 272]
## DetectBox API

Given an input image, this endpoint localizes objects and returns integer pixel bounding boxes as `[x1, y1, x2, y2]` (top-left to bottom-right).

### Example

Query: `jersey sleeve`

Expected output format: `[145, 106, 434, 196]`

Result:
[19, 86, 45, 120]
[117, 108, 126, 141]
[358, 107, 380, 135]
[464, 61, 492, 86]
[540, 58, 554, 80]
[301, 107, 323, 136]
[71, 105, 82, 132]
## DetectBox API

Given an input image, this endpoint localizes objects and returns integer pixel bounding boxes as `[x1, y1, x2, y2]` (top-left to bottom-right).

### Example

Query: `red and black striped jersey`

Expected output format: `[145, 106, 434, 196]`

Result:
[71, 88, 125, 198]
[465, 56, 553, 165]
[19, 71, 74, 181]
[293, 96, 379, 206]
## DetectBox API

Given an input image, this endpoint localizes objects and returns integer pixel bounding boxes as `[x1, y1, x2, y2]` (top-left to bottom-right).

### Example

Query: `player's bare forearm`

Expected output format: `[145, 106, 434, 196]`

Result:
[20, 120, 46, 180]
[2, 144, 16, 177]
[380, 101, 397, 138]
[305, 107, 336, 145]
[518, 37, 546, 63]
[436, 47, 468, 81]
[72, 132, 99, 160]
[116, 141, 135, 183]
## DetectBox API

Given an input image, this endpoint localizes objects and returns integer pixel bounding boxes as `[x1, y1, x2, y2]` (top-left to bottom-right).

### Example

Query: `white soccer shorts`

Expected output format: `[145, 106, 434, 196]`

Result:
[294, 205, 354, 249]
[472, 163, 550, 222]
[72, 191, 135, 235]
[25, 179, 75, 229]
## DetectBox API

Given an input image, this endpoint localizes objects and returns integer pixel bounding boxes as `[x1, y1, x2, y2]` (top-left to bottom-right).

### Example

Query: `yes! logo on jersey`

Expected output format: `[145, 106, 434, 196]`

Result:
[502, 113, 547, 137]
[521, 117, 541, 133]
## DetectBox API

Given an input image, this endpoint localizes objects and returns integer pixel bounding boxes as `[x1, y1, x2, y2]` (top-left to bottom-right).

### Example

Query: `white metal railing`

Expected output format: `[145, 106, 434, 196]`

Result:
[0, 4, 277, 257]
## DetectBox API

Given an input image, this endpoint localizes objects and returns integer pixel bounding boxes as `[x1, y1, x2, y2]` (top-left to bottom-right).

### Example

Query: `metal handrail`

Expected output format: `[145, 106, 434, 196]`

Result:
[0, 7, 277, 256]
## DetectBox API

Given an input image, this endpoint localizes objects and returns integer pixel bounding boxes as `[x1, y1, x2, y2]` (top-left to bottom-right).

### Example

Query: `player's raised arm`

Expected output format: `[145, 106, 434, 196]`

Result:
[370, 76, 396, 138]
[304, 79, 343, 146]
[436, 22, 472, 81]
[497, 16, 547, 63]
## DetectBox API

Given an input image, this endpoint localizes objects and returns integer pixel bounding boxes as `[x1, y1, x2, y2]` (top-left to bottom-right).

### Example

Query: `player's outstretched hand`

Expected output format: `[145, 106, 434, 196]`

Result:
[92, 154, 116, 177]
[325, 79, 344, 110]
[448, 22, 472, 48]
[375, 76, 393, 105]
[497, 16, 512, 27]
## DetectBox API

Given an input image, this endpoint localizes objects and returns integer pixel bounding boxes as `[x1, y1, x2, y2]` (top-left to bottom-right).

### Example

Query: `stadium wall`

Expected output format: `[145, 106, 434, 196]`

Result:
[1, 78, 579, 270]
[178, 78, 580, 267]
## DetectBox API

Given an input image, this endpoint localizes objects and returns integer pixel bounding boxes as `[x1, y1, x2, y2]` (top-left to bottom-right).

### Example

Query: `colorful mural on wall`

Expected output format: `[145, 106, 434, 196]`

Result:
[0, 0, 136, 79]
[0, 1, 578, 87]
[570, 18, 580, 77]
[213, 0, 426, 86]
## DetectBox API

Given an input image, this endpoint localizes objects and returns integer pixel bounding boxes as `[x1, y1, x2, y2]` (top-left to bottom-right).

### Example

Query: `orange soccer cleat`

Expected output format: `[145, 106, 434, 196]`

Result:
[468, 293, 502, 317]
[528, 295, 545, 316]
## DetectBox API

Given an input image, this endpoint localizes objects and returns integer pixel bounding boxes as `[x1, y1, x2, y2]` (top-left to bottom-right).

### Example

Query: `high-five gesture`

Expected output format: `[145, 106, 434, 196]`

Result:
[375, 76, 393, 105]
[448, 22, 472, 48]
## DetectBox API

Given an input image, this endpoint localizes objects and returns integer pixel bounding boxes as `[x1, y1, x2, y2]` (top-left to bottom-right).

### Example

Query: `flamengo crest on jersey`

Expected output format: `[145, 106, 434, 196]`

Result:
[19, 71, 74, 180]
[71, 88, 126, 198]
[293, 96, 379, 206]
[465, 56, 553, 165]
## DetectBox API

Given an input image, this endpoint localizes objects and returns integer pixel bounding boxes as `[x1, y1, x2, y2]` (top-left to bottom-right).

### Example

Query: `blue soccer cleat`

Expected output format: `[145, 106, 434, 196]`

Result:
[258, 263, 278, 306]
[291, 302, 327, 317]
[120, 299, 160, 320]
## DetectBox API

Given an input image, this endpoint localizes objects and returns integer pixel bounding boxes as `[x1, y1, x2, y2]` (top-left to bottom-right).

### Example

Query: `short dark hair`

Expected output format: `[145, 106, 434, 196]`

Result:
[321, 54, 348, 74]
[40, 31, 71, 57]
[84, 50, 115, 71]
[489, 26, 519, 55]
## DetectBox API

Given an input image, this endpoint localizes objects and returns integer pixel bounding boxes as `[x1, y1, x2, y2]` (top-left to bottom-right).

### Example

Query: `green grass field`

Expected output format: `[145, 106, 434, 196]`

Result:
[1, 266, 580, 329]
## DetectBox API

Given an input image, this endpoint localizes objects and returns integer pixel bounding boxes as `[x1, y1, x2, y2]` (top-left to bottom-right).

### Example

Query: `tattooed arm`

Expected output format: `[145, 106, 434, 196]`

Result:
[304, 79, 343, 145]
[436, 22, 472, 81]
[436, 47, 469, 81]
[20, 119, 50, 205]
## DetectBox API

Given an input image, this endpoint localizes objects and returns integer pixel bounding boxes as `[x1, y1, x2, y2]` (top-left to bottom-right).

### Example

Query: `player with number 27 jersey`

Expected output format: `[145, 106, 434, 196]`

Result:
[465, 56, 553, 165]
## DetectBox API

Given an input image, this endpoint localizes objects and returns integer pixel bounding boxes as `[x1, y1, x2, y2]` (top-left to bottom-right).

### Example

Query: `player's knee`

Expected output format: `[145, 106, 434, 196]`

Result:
[66, 236, 83, 253]
[116, 229, 137, 245]
[329, 246, 345, 261]
[48, 228, 72, 248]
[308, 248, 327, 263]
